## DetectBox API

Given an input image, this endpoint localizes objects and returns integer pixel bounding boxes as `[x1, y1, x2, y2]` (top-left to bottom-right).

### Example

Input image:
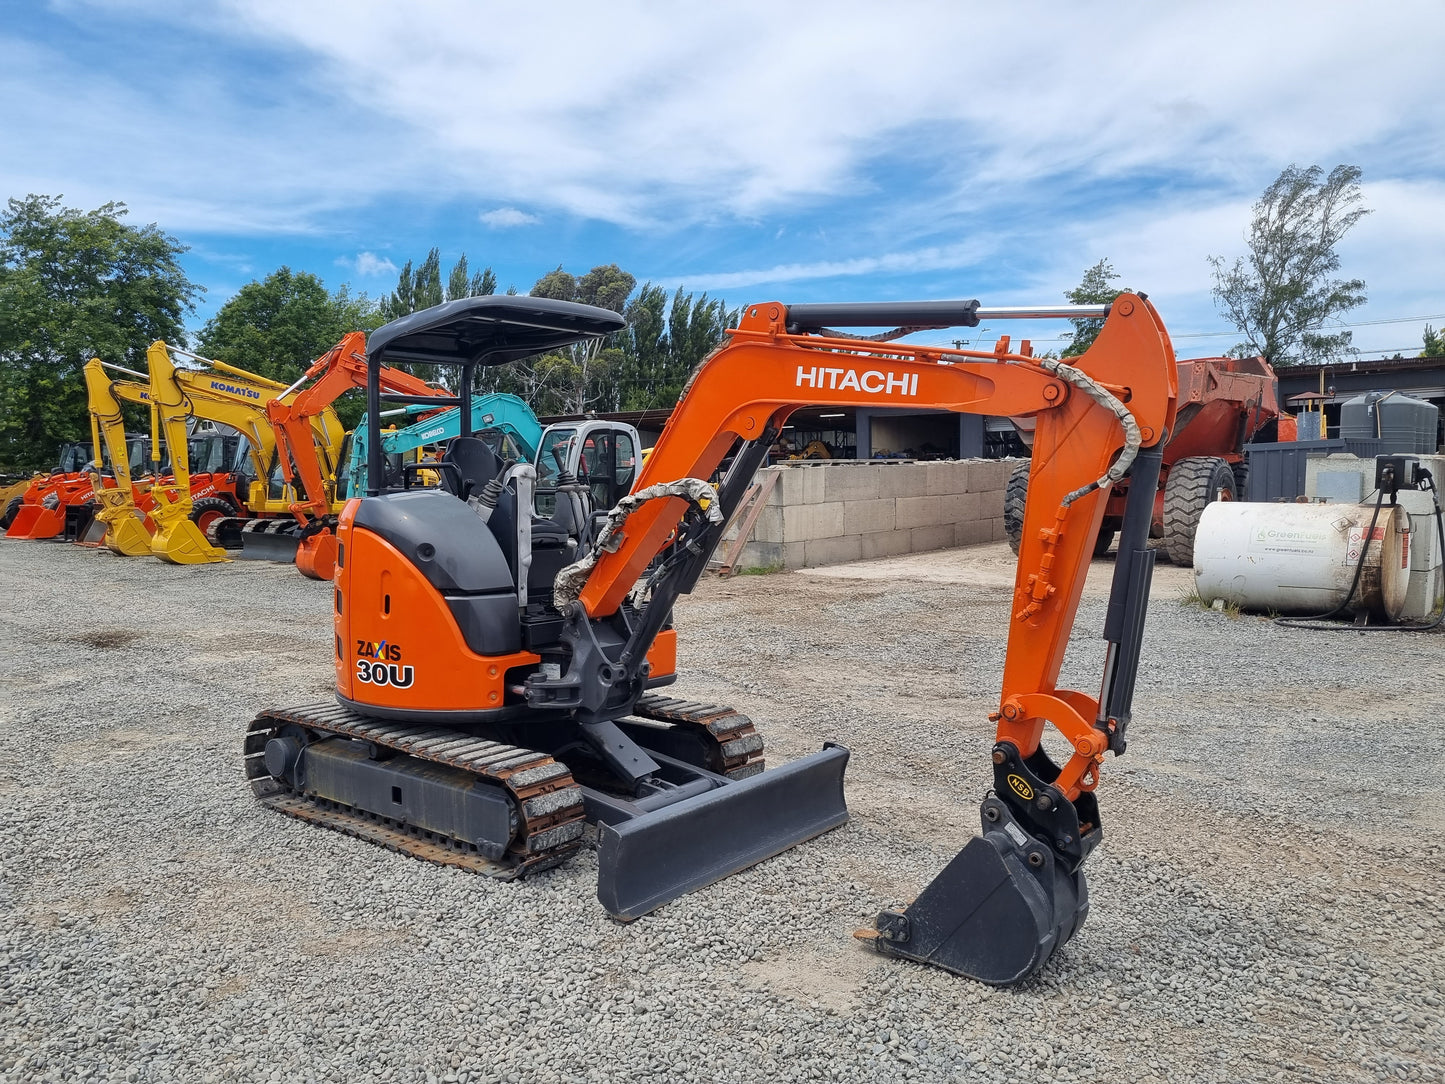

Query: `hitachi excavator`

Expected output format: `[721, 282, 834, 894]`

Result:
[248, 293, 1178, 985]
[142, 341, 346, 564]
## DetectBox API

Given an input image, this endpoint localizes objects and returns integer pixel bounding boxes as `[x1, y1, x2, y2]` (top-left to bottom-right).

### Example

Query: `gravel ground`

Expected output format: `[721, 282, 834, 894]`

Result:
[2, 538, 1442, 1084]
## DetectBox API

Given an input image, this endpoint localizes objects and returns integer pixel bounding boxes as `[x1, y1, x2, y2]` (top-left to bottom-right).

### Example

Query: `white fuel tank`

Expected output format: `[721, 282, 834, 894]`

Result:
[1193, 501, 1411, 621]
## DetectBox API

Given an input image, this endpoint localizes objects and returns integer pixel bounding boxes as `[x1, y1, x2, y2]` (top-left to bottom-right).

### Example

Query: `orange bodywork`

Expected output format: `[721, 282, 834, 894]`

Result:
[268, 331, 449, 581]
[576, 294, 1177, 804]
[333, 500, 677, 713]
[6, 473, 96, 538]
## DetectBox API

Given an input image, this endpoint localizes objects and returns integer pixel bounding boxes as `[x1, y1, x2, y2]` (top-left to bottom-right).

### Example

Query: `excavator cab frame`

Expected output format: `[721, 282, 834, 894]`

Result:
[250, 293, 1178, 986]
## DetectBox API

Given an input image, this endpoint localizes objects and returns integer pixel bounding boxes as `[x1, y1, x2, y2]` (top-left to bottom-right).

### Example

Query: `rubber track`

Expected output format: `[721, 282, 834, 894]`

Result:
[632, 693, 765, 779]
[246, 703, 586, 879]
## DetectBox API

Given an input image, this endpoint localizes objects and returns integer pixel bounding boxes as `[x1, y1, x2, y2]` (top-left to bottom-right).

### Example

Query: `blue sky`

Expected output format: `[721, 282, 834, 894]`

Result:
[5, 0, 1444, 359]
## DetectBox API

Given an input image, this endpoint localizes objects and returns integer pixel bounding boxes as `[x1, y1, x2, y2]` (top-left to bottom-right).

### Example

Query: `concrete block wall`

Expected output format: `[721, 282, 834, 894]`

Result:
[728, 459, 1018, 570]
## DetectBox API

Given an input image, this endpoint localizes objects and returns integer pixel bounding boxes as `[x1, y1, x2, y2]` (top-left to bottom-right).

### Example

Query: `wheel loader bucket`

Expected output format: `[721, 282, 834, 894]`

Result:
[6, 503, 63, 539]
[865, 796, 1088, 985]
[77, 513, 108, 546]
[596, 743, 849, 920]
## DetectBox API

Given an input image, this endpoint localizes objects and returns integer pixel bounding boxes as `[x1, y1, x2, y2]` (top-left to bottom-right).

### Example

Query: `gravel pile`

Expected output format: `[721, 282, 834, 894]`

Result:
[1, 539, 1441, 1083]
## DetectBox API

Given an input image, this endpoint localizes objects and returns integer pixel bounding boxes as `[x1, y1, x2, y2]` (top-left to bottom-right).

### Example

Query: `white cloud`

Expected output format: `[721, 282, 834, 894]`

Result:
[338, 251, 399, 276]
[8, 0, 1444, 358]
[479, 208, 539, 229]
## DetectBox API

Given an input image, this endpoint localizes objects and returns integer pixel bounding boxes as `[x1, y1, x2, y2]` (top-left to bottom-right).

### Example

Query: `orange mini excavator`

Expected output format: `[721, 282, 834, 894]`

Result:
[249, 293, 1178, 985]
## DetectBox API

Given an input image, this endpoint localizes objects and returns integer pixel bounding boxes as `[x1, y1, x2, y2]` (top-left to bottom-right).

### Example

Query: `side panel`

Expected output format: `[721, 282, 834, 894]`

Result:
[334, 505, 540, 713]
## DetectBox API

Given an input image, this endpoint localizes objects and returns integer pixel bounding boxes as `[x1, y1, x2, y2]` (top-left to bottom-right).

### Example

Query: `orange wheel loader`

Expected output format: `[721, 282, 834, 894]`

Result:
[248, 293, 1177, 985]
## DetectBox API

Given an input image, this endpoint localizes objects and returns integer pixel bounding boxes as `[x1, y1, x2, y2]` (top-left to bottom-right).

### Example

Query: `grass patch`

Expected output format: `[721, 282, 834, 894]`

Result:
[736, 563, 785, 576]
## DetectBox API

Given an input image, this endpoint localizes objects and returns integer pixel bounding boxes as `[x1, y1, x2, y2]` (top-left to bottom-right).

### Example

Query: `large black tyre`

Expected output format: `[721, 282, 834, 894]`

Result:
[0, 495, 21, 530]
[1004, 461, 1029, 555]
[188, 496, 238, 536]
[1161, 456, 1236, 566]
[1230, 459, 1249, 502]
[1005, 461, 1115, 558]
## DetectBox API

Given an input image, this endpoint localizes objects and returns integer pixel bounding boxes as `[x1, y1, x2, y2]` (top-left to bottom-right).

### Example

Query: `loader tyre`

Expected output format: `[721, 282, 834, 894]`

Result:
[1230, 460, 1249, 501]
[1162, 456, 1235, 566]
[1004, 461, 1029, 555]
[0, 496, 21, 530]
[1005, 462, 1113, 558]
[188, 496, 237, 536]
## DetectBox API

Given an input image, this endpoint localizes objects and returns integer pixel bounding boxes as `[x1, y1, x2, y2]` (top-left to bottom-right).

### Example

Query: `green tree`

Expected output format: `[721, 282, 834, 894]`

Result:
[196, 267, 382, 384]
[522, 264, 637, 413]
[1423, 325, 1444, 357]
[0, 195, 199, 471]
[1061, 259, 1128, 357]
[382, 249, 496, 319]
[1209, 164, 1370, 366]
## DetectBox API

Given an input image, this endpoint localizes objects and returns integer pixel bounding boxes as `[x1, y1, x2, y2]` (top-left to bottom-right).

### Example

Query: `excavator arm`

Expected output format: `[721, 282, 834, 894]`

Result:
[263, 331, 449, 577]
[552, 295, 1178, 982]
[266, 331, 439, 524]
[81, 359, 159, 556]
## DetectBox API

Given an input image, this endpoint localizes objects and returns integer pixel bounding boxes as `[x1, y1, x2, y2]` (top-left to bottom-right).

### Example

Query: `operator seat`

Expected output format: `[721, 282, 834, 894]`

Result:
[440, 436, 504, 502]
[440, 435, 576, 604]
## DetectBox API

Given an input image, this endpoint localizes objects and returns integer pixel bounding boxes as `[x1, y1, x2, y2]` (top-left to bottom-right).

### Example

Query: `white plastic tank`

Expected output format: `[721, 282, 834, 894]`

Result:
[1193, 501, 1410, 620]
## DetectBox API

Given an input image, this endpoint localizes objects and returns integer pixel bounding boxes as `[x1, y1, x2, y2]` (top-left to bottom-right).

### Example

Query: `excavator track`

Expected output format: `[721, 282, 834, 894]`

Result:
[630, 693, 765, 779]
[246, 703, 586, 878]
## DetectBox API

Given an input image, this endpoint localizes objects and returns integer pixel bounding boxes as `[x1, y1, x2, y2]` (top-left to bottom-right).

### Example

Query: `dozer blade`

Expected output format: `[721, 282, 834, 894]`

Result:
[596, 742, 849, 920]
[865, 796, 1088, 985]
[152, 518, 230, 564]
[239, 525, 302, 564]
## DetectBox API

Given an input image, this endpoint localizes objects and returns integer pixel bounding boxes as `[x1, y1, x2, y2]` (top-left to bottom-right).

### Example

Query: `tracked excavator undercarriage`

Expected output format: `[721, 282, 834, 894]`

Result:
[249, 292, 1178, 985]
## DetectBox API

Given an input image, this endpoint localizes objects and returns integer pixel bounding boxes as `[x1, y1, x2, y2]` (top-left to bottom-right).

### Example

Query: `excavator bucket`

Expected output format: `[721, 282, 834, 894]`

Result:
[98, 503, 155, 556]
[866, 796, 1088, 985]
[294, 531, 339, 580]
[149, 492, 229, 564]
[596, 743, 850, 920]
[153, 519, 229, 563]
